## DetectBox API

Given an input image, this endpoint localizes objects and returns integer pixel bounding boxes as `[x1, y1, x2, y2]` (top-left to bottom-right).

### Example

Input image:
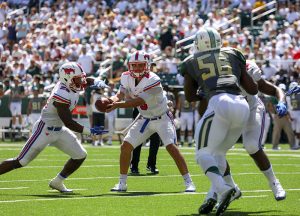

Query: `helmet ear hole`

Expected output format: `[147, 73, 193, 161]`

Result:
[64, 78, 68, 82]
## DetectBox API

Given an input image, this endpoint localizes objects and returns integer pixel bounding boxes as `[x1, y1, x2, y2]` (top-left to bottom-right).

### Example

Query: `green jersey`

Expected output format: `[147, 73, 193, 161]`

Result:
[181, 47, 246, 99]
[29, 95, 45, 113]
[290, 94, 300, 111]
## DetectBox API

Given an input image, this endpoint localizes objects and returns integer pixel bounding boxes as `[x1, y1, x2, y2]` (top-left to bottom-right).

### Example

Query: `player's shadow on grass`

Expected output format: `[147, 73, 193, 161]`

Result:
[103, 191, 183, 197]
[177, 208, 284, 216]
[26, 193, 82, 199]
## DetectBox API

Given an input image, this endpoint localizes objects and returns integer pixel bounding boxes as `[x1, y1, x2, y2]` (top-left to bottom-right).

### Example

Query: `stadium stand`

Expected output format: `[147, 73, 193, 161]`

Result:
[0, 0, 300, 143]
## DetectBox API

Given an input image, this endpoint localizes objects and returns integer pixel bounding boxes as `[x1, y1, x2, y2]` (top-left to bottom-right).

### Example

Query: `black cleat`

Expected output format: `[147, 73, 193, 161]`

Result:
[130, 167, 140, 175]
[198, 198, 217, 215]
[216, 188, 236, 216]
[146, 166, 159, 174]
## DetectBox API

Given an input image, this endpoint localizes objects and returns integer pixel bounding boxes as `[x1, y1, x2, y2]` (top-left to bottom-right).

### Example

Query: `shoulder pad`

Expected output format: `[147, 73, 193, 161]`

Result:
[183, 54, 193, 63]
[179, 55, 193, 76]
[221, 47, 246, 64]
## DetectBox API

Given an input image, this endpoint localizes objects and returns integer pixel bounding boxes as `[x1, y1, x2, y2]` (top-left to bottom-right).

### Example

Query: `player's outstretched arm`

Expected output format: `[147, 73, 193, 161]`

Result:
[86, 77, 109, 89]
[54, 101, 107, 135]
[258, 79, 287, 117]
[258, 79, 286, 102]
[286, 85, 300, 96]
[106, 97, 145, 112]
[240, 65, 258, 95]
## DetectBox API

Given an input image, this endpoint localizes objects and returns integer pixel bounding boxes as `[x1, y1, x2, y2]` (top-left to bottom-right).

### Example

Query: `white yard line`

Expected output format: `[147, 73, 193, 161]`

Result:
[0, 187, 28, 190]
[1, 172, 300, 183]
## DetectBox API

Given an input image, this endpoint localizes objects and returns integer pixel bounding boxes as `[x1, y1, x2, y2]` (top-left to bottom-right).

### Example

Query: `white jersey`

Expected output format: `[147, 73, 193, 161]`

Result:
[41, 82, 79, 126]
[241, 60, 262, 109]
[120, 71, 168, 118]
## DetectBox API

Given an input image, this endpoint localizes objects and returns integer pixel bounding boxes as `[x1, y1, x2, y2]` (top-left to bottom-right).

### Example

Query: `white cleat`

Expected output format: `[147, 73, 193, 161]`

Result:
[110, 183, 127, 192]
[216, 185, 242, 209]
[216, 186, 236, 216]
[230, 185, 242, 202]
[270, 179, 286, 201]
[49, 178, 73, 193]
[185, 182, 196, 192]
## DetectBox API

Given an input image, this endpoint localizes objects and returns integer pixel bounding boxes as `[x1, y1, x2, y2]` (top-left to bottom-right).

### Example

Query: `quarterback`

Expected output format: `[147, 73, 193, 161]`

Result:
[106, 51, 196, 192]
[0, 62, 108, 193]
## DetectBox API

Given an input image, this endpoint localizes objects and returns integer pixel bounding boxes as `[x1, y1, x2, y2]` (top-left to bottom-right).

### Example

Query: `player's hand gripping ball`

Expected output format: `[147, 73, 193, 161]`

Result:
[95, 98, 112, 112]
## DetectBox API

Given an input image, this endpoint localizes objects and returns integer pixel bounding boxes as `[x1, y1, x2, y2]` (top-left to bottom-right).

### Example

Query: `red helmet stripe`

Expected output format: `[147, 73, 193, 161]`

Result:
[135, 51, 139, 61]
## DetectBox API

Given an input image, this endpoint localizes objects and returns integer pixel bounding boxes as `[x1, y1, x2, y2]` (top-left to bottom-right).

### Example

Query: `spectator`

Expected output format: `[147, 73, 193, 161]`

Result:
[261, 60, 278, 81]
[105, 82, 116, 146]
[90, 88, 105, 146]
[8, 77, 25, 129]
[7, 19, 17, 49]
[77, 45, 95, 75]
[0, 22, 8, 46]
[26, 60, 41, 77]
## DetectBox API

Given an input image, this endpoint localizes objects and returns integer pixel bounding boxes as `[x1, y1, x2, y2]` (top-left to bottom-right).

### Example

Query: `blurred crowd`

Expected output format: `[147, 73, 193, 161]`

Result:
[0, 0, 299, 94]
[1, 0, 300, 147]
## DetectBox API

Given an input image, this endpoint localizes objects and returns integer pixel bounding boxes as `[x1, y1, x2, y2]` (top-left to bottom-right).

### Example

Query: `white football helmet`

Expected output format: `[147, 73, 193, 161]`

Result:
[59, 62, 87, 92]
[127, 51, 151, 78]
[194, 27, 222, 53]
[289, 81, 298, 91]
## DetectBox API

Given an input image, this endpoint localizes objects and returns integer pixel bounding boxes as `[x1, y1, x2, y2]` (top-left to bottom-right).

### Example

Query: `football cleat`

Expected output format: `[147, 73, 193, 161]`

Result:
[216, 185, 242, 209]
[185, 182, 196, 192]
[216, 187, 236, 216]
[49, 178, 73, 193]
[230, 185, 242, 202]
[110, 183, 127, 192]
[146, 166, 159, 174]
[130, 167, 140, 175]
[199, 198, 217, 214]
[270, 179, 286, 201]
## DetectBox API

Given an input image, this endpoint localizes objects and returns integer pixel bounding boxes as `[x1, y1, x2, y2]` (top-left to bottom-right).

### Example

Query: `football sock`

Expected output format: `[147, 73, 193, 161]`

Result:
[120, 174, 127, 185]
[206, 168, 227, 193]
[206, 185, 217, 200]
[262, 165, 277, 183]
[296, 139, 299, 146]
[187, 135, 192, 144]
[223, 173, 236, 188]
[183, 173, 192, 184]
[180, 135, 185, 143]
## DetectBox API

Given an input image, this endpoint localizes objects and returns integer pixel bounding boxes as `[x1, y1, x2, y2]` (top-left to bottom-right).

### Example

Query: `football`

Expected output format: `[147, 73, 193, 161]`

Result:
[95, 98, 112, 112]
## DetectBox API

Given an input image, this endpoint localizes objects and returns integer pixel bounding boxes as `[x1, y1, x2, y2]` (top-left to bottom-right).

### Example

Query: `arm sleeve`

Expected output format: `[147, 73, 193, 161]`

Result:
[246, 60, 262, 82]
[119, 73, 128, 94]
[52, 87, 71, 105]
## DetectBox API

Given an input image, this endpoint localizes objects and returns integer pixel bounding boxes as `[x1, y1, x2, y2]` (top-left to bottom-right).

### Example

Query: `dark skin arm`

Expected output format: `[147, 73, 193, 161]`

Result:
[184, 73, 201, 102]
[86, 77, 96, 87]
[240, 64, 258, 95]
[257, 79, 286, 102]
[54, 101, 85, 133]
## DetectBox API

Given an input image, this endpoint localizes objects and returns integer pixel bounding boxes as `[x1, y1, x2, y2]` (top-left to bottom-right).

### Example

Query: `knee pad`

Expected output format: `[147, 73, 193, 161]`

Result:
[195, 148, 216, 172]
[244, 141, 260, 155]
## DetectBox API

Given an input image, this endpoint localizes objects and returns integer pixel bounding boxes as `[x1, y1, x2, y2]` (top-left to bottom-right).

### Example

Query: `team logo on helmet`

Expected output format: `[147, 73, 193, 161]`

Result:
[64, 68, 75, 75]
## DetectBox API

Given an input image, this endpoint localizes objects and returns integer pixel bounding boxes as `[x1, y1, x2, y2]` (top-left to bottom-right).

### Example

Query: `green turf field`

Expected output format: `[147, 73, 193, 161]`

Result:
[0, 141, 299, 216]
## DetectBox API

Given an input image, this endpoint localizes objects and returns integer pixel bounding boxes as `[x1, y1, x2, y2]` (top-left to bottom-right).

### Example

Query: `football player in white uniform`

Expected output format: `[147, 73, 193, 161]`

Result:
[196, 61, 288, 214]
[286, 82, 300, 148]
[176, 91, 195, 147]
[106, 51, 196, 192]
[210, 61, 287, 206]
[0, 62, 108, 193]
